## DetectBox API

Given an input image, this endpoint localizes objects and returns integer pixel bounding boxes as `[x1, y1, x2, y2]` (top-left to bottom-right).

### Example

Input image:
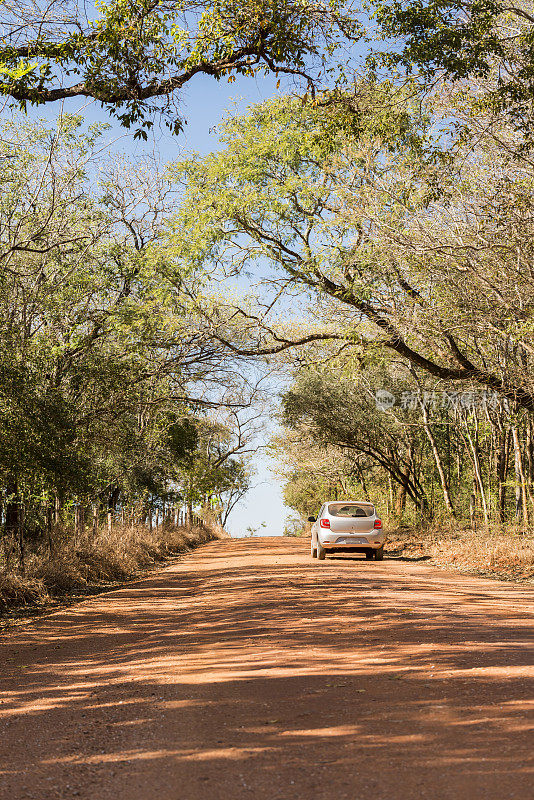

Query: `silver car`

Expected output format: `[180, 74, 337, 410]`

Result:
[309, 500, 384, 561]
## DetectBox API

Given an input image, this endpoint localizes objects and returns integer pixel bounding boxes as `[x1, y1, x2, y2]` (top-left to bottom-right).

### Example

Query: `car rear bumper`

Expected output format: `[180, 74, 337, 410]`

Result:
[319, 532, 385, 549]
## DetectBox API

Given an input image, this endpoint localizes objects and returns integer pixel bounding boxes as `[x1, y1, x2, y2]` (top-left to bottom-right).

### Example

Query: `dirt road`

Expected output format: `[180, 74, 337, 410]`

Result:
[1, 537, 533, 800]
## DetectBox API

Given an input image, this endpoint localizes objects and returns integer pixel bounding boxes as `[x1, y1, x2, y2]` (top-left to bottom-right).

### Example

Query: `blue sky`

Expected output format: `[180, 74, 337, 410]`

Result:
[181, 75, 292, 537]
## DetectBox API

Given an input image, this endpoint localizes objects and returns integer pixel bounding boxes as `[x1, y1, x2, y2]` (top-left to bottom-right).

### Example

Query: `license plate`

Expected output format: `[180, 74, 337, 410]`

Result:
[338, 537, 366, 545]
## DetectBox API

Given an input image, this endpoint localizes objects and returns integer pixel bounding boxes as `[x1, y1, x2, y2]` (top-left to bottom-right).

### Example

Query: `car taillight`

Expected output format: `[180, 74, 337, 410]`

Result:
[374, 519, 382, 529]
[320, 518, 330, 528]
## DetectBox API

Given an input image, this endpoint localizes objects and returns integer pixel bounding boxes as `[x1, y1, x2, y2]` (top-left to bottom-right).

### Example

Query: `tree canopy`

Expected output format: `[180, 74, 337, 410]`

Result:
[0, 0, 360, 137]
[371, 0, 534, 138]
[0, 113, 257, 552]
[167, 87, 534, 412]
[5, 3, 534, 545]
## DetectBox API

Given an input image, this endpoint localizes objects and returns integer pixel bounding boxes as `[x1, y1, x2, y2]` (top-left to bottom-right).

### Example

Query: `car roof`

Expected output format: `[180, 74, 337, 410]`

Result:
[325, 500, 374, 505]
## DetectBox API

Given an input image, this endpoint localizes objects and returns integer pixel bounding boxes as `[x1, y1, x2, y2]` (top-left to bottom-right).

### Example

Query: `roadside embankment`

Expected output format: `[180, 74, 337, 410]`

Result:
[387, 524, 534, 583]
[0, 522, 223, 614]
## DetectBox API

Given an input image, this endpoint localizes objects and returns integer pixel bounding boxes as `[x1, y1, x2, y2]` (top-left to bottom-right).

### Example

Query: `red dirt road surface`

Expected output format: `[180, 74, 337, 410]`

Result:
[1, 537, 533, 800]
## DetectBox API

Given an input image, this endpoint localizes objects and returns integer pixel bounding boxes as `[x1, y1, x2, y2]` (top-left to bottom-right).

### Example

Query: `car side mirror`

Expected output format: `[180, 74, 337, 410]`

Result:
[307, 516, 316, 523]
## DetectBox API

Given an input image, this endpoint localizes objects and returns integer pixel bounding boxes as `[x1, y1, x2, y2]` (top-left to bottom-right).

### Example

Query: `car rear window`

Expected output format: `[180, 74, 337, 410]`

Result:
[328, 503, 374, 518]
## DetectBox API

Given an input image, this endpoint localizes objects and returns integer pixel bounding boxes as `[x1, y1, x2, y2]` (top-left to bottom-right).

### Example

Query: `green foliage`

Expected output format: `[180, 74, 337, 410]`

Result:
[0, 114, 251, 547]
[168, 86, 429, 293]
[168, 85, 534, 416]
[371, 0, 534, 139]
[276, 362, 506, 526]
[0, 0, 361, 137]
[283, 470, 346, 518]
[281, 367, 428, 505]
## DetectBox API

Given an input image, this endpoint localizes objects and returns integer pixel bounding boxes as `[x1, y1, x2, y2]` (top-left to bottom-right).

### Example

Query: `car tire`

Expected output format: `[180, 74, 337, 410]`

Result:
[311, 536, 317, 558]
[365, 550, 374, 560]
[374, 546, 384, 561]
[317, 540, 326, 560]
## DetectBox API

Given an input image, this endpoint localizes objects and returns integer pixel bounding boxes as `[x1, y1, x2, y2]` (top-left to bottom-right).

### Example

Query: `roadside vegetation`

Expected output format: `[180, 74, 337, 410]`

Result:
[3, 1, 534, 595]
[0, 519, 221, 612]
[388, 525, 534, 583]
[0, 115, 256, 608]
[173, 84, 534, 579]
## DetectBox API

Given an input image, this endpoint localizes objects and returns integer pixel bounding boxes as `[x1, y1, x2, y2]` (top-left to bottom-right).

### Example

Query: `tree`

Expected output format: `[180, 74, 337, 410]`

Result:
[0, 0, 360, 137]
[274, 357, 528, 525]
[371, 0, 534, 140]
[0, 113, 259, 561]
[167, 88, 534, 412]
[281, 369, 428, 510]
[271, 433, 371, 519]
[166, 87, 534, 525]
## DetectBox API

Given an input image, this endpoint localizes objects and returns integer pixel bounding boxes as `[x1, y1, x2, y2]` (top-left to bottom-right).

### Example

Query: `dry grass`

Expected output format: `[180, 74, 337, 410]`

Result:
[387, 523, 534, 582]
[0, 522, 221, 611]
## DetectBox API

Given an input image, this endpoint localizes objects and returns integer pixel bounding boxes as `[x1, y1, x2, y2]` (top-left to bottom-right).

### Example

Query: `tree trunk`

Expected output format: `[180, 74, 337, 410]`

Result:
[395, 483, 407, 517]
[461, 420, 489, 525]
[18, 502, 25, 574]
[527, 419, 534, 483]
[524, 422, 534, 512]
[395, 444, 415, 518]
[496, 428, 509, 524]
[387, 474, 394, 523]
[5, 474, 19, 540]
[54, 494, 62, 528]
[421, 401, 455, 517]
[512, 425, 529, 525]
[46, 501, 54, 554]
[107, 487, 120, 533]
[354, 462, 370, 500]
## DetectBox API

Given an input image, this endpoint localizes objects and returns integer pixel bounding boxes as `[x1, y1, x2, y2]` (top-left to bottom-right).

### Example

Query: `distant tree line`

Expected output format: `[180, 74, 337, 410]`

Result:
[275, 369, 534, 527]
